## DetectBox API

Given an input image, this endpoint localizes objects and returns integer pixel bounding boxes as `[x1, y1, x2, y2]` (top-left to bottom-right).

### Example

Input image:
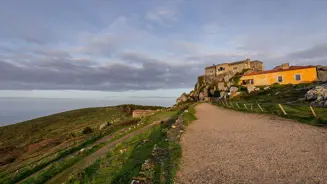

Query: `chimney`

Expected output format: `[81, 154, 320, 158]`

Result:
[281, 63, 289, 70]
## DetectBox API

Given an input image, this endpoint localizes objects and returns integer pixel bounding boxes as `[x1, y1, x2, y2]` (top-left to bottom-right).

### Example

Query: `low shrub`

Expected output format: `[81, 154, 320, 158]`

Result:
[82, 127, 93, 134]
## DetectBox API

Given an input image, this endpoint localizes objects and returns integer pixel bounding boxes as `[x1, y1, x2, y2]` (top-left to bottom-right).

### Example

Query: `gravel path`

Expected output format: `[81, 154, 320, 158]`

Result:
[176, 103, 327, 184]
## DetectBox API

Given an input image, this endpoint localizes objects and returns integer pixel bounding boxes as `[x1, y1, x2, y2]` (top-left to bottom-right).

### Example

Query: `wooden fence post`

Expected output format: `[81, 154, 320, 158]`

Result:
[244, 104, 248, 110]
[229, 101, 234, 108]
[257, 104, 264, 112]
[12, 170, 19, 179]
[309, 106, 317, 117]
[278, 104, 287, 115]
[221, 101, 225, 106]
[236, 103, 241, 108]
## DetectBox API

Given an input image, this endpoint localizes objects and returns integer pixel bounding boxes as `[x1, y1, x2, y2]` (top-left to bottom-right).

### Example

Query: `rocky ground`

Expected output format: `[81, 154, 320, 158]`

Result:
[176, 103, 327, 184]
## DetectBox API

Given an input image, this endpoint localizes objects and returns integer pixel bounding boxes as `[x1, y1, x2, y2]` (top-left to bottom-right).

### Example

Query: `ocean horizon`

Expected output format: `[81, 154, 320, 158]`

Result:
[0, 97, 176, 126]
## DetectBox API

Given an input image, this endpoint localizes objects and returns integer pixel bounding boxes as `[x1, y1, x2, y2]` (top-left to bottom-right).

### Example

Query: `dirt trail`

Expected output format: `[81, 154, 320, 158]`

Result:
[176, 103, 327, 184]
[46, 121, 160, 184]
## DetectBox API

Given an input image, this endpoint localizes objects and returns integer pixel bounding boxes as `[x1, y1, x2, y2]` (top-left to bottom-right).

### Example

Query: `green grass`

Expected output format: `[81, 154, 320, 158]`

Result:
[64, 110, 183, 184]
[217, 82, 327, 126]
[236, 83, 315, 104]
[0, 126, 128, 184]
[183, 105, 197, 126]
[20, 143, 105, 184]
[214, 100, 327, 126]
[0, 104, 164, 183]
[65, 126, 163, 184]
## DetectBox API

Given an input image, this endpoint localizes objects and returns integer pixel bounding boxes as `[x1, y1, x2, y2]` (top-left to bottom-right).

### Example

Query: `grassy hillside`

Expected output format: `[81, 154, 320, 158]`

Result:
[221, 83, 327, 125]
[234, 83, 315, 104]
[0, 104, 163, 168]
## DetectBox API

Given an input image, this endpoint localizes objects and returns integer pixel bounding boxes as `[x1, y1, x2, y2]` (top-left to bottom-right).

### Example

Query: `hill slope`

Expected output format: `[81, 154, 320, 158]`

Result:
[0, 104, 162, 167]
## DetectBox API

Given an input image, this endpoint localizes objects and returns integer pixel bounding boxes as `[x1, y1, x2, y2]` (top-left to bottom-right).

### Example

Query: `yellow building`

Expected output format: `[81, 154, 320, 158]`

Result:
[240, 65, 317, 86]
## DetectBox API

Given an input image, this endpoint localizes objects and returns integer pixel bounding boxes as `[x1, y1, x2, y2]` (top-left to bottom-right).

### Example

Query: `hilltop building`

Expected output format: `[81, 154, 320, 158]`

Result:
[239, 63, 318, 86]
[205, 59, 264, 77]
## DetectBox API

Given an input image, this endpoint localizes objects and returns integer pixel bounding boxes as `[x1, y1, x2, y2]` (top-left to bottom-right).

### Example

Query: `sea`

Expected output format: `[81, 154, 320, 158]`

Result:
[0, 97, 176, 126]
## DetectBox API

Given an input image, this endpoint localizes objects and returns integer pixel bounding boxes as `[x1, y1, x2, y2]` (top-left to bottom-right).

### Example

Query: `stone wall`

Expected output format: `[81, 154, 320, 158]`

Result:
[215, 63, 231, 76]
[273, 63, 290, 70]
[250, 60, 264, 71]
[132, 110, 155, 118]
[228, 59, 251, 74]
[205, 66, 216, 76]
[205, 59, 262, 77]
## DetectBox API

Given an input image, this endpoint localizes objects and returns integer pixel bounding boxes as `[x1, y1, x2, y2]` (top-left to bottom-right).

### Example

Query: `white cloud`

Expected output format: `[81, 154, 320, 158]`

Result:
[145, 9, 177, 25]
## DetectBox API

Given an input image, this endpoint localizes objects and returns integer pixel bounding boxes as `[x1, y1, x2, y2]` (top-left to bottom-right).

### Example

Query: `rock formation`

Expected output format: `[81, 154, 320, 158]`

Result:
[175, 71, 246, 104]
[305, 84, 327, 106]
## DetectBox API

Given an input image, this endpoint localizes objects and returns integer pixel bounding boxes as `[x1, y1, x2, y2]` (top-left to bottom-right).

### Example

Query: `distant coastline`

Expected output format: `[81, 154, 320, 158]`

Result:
[0, 97, 175, 126]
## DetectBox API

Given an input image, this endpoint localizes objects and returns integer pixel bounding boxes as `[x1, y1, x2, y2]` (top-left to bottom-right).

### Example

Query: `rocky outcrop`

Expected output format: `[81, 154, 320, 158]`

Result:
[247, 86, 260, 93]
[176, 93, 188, 104]
[176, 70, 249, 104]
[305, 84, 327, 106]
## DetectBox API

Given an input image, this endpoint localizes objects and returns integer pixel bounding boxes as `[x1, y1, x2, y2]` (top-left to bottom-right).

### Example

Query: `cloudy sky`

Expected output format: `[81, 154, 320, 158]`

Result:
[1, 0, 327, 97]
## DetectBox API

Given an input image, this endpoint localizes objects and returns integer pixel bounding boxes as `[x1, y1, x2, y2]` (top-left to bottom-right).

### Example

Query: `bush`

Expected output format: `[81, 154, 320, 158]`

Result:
[213, 90, 220, 97]
[116, 118, 140, 127]
[230, 76, 241, 85]
[82, 127, 93, 134]
[239, 86, 247, 92]
[315, 117, 327, 125]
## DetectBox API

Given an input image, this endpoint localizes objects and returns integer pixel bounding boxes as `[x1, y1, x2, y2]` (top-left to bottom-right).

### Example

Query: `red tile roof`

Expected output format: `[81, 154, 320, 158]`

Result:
[242, 65, 316, 76]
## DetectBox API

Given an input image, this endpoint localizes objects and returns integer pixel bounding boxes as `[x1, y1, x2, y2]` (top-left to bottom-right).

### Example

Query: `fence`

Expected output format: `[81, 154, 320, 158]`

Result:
[212, 98, 327, 125]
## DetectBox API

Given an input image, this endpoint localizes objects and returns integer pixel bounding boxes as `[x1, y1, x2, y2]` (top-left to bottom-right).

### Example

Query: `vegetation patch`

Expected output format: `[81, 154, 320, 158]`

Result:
[0, 105, 163, 183]
[64, 110, 184, 184]
[183, 105, 197, 126]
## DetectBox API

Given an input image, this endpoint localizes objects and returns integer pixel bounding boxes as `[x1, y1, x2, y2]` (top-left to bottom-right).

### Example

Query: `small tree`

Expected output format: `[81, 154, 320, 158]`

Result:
[82, 126, 93, 134]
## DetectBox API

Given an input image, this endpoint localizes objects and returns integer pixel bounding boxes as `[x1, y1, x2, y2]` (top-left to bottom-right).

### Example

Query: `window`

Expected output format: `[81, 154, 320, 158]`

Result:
[218, 67, 225, 71]
[278, 76, 283, 82]
[295, 74, 301, 81]
[242, 79, 254, 85]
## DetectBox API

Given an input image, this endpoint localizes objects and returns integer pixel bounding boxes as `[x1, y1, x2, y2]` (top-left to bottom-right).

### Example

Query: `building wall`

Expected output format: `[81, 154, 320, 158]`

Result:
[215, 63, 230, 75]
[205, 59, 262, 77]
[205, 67, 216, 76]
[250, 61, 264, 71]
[215, 61, 251, 75]
[239, 67, 317, 86]
[132, 110, 155, 118]
[228, 61, 251, 74]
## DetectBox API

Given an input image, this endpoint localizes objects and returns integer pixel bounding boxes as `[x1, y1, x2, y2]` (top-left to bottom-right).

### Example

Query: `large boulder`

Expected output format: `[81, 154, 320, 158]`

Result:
[247, 86, 255, 93]
[223, 74, 232, 82]
[305, 84, 327, 106]
[230, 86, 238, 94]
[176, 93, 188, 104]
[217, 82, 225, 91]
[247, 86, 260, 93]
[204, 97, 210, 102]
[209, 89, 215, 96]
[199, 92, 205, 101]
[227, 82, 231, 88]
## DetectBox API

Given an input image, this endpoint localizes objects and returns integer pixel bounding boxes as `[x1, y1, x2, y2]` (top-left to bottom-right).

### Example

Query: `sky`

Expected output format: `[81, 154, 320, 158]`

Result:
[1, 0, 327, 98]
